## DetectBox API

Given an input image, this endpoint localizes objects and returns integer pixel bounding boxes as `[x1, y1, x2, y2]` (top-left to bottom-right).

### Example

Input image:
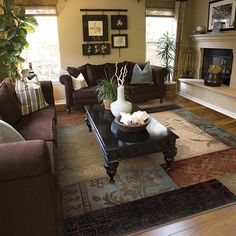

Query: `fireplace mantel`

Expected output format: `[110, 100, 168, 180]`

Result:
[191, 32, 236, 88]
[178, 32, 236, 119]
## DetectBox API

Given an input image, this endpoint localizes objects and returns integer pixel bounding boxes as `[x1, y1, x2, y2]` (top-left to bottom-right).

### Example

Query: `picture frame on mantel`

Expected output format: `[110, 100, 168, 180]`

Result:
[207, 0, 236, 31]
[82, 15, 108, 41]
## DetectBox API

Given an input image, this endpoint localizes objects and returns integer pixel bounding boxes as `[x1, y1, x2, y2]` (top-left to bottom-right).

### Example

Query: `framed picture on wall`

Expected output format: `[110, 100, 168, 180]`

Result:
[111, 15, 128, 30]
[111, 34, 128, 48]
[207, 0, 236, 31]
[82, 43, 110, 56]
[82, 15, 108, 41]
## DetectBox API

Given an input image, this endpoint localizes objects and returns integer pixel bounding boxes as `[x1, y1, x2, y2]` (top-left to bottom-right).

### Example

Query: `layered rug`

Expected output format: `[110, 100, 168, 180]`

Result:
[56, 105, 236, 235]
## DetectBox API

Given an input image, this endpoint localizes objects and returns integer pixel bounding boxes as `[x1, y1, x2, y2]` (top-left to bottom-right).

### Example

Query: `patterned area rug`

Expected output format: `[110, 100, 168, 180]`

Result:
[165, 148, 236, 187]
[57, 107, 236, 235]
[142, 104, 183, 113]
[63, 166, 177, 217]
[64, 180, 236, 236]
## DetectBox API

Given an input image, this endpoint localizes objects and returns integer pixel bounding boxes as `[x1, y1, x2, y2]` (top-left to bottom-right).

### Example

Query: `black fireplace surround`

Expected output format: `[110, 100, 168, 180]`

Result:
[202, 48, 233, 86]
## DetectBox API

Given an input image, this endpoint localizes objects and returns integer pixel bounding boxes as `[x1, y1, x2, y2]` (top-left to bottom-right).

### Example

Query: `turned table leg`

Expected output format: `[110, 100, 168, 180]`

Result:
[85, 115, 92, 132]
[163, 147, 177, 171]
[104, 160, 119, 183]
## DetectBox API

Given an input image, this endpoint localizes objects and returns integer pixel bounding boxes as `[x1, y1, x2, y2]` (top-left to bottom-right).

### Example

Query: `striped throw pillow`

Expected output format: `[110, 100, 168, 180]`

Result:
[15, 78, 48, 115]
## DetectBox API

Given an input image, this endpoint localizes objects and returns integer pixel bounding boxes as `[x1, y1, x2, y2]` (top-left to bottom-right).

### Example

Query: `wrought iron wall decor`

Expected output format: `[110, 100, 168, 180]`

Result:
[111, 15, 128, 30]
[82, 15, 108, 41]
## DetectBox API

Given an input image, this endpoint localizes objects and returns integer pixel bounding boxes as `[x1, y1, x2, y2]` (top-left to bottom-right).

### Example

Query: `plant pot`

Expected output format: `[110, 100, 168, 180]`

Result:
[103, 99, 112, 110]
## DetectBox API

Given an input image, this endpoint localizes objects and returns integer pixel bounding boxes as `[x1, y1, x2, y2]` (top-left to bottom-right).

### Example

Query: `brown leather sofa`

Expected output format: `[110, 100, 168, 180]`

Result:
[0, 81, 60, 236]
[59, 61, 168, 113]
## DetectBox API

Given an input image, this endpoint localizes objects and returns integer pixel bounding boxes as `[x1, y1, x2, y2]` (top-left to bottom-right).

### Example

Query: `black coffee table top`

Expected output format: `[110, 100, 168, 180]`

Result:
[84, 104, 179, 152]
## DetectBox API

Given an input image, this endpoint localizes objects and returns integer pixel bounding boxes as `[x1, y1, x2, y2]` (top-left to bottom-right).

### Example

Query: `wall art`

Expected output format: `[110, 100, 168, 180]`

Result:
[111, 15, 128, 30]
[111, 34, 128, 48]
[82, 43, 110, 55]
[208, 0, 236, 31]
[82, 15, 108, 41]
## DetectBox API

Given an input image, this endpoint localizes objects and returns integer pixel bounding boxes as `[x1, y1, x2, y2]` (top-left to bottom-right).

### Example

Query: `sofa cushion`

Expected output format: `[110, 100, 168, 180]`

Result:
[126, 62, 135, 84]
[130, 63, 153, 84]
[15, 115, 55, 142]
[67, 64, 89, 85]
[106, 61, 127, 82]
[15, 78, 49, 116]
[87, 64, 106, 86]
[73, 86, 98, 100]
[0, 83, 22, 125]
[0, 120, 25, 144]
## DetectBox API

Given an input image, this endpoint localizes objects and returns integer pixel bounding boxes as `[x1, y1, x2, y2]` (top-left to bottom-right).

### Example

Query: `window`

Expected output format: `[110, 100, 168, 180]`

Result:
[22, 16, 61, 81]
[146, 12, 176, 66]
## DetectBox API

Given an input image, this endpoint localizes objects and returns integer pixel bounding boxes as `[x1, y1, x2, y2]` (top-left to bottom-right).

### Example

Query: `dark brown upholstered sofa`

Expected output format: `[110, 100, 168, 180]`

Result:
[0, 81, 60, 236]
[59, 61, 168, 113]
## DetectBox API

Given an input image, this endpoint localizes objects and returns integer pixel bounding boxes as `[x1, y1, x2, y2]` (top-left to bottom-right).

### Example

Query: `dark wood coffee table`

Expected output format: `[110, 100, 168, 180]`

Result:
[84, 104, 179, 183]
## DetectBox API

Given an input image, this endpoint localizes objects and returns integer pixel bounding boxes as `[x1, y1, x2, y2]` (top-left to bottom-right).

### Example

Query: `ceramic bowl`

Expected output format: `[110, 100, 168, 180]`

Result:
[114, 116, 150, 133]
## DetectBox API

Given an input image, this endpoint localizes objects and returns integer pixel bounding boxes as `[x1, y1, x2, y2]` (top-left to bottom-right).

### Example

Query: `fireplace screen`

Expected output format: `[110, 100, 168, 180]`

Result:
[202, 48, 233, 85]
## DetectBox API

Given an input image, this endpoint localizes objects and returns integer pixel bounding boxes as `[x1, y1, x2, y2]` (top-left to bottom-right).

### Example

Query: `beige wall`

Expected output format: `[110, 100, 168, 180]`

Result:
[57, 0, 146, 69]
[183, 0, 211, 39]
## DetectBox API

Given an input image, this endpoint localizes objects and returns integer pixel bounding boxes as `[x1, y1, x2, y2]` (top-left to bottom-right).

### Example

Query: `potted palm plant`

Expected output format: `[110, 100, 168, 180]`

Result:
[0, 0, 38, 81]
[98, 78, 117, 110]
[157, 32, 176, 82]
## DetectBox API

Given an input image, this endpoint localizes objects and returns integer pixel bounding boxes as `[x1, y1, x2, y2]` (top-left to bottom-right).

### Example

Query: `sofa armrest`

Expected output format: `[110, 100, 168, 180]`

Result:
[40, 80, 55, 105]
[0, 140, 59, 236]
[59, 74, 74, 109]
[152, 66, 168, 86]
[0, 140, 51, 182]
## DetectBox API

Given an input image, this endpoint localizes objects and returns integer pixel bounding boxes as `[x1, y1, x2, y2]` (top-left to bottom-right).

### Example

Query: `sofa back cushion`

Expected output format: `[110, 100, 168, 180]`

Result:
[87, 64, 106, 86]
[67, 64, 89, 85]
[106, 61, 128, 83]
[0, 83, 22, 125]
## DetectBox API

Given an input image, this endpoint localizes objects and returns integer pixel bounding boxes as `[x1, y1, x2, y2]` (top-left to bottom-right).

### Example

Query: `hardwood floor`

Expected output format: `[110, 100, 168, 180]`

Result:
[136, 96, 236, 236]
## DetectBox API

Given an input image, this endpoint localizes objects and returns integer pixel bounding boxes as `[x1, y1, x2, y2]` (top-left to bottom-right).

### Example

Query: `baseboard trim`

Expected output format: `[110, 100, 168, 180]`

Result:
[55, 100, 66, 105]
[179, 92, 236, 119]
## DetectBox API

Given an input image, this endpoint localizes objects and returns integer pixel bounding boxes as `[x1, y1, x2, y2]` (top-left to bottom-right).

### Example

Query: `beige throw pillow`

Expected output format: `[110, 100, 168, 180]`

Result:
[71, 73, 88, 90]
[15, 77, 48, 115]
[0, 120, 25, 143]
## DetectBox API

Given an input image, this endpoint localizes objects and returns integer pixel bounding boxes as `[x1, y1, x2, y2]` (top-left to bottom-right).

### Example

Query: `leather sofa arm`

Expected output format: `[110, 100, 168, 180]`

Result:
[40, 80, 55, 105]
[152, 66, 168, 86]
[0, 140, 51, 182]
[59, 74, 74, 110]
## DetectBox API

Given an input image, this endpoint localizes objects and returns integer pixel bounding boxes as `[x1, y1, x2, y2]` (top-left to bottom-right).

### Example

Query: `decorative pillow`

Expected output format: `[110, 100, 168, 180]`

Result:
[86, 64, 106, 86]
[130, 63, 153, 84]
[0, 120, 25, 143]
[71, 73, 88, 90]
[0, 82, 22, 125]
[15, 78, 49, 116]
[67, 64, 89, 85]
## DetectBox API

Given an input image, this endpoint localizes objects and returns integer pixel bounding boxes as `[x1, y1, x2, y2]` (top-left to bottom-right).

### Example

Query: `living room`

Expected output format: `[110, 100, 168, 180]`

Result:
[1, 0, 236, 236]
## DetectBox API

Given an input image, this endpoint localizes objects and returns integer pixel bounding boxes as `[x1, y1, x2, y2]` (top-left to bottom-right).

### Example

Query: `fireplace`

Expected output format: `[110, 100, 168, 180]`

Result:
[190, 32, 236, 89]
[202, 48, 233, 86]
[178, 33, 236, 119]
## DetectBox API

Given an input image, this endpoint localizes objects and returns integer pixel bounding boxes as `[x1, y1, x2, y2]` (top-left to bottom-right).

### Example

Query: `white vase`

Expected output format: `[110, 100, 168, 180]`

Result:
[111, 86, 132, 117]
